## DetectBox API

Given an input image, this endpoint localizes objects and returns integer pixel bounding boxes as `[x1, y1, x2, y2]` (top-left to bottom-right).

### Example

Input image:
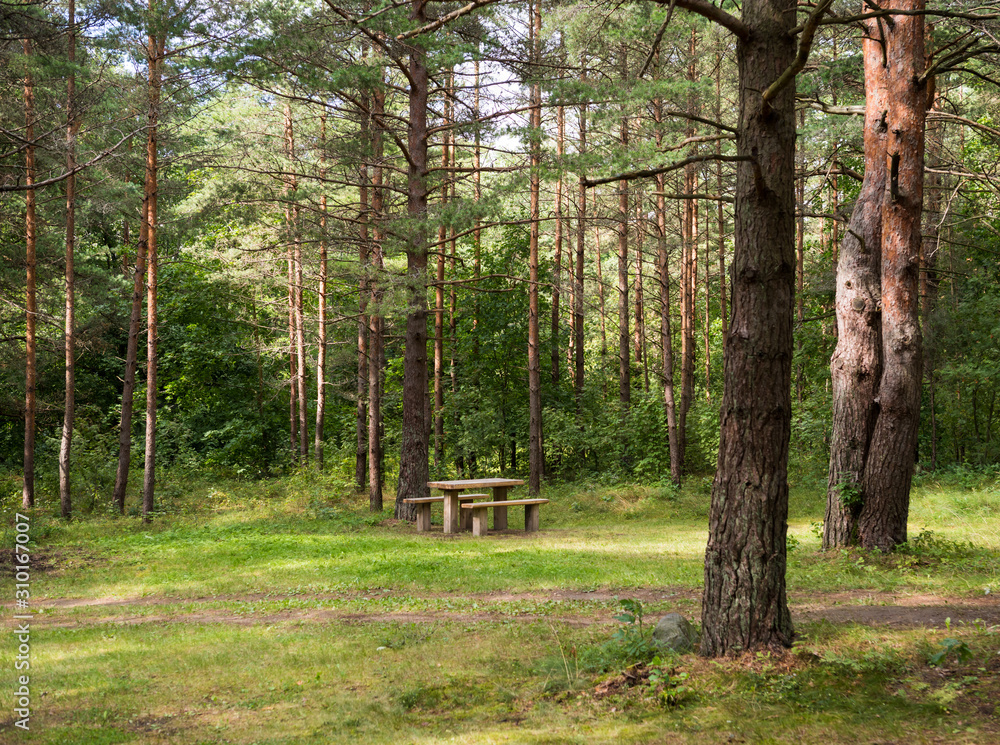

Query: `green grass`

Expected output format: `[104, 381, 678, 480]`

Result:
[1, 469, 999, 743]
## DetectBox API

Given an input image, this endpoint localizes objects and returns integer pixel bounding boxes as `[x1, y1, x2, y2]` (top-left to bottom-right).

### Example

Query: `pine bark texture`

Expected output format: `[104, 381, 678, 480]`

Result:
[395, 2, 431, 518]
[825, 26, 887, 548]
[826, 1, 926, 551]
[859, 0, 925, 550]
[701, 0, 796, 656]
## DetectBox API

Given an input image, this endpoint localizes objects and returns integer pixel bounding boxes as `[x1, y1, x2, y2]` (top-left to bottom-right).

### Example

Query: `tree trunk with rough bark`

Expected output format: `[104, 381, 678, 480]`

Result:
[701, 0, 796, 656]
[859, 0, 925, 551]
[824, 23, 887, 548]
[395, 0, 431, 518]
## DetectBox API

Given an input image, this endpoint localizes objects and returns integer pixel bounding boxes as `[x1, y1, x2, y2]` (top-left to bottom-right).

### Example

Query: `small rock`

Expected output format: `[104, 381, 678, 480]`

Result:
[652, 613, 695, 653]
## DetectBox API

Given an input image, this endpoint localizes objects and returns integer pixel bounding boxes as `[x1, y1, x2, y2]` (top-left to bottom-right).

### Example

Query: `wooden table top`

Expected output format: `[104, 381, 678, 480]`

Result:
[427, 478, 525, 489]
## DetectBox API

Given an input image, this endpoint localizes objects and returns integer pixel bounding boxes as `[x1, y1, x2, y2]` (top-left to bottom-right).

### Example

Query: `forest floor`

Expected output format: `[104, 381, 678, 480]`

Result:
[2, 471, 999, 744]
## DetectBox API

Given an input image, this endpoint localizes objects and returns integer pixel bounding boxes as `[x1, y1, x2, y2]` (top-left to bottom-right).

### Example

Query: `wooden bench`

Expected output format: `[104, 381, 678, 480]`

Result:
[461, 498, 549, 536]
[403, 494, 488, 532]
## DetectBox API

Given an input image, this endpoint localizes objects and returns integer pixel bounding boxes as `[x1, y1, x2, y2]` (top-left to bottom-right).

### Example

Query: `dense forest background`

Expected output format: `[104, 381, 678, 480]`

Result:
[3, 0, 1000, 518]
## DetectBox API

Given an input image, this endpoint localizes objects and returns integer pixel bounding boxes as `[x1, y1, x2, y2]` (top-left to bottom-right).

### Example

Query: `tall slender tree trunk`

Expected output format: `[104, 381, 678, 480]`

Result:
[596, 226, 607, 368]
[552, 103, 564, 384]
[654, 86, 680, 484]
[22, 36, 36, 510]
[701, 0, 797, 655]
[635, 195, 649, 392]
[715, 46, 729, 345]
[618, 111, 631, 411]
[574, 75, 587, 405]
[59, 0, 78, 518]
[284, 105, 299, 457]
[292, 155, 308, 465]
[114, 208, 148, 515]
[678, 29, 699, 474]
[921, 46, 942, 472]
[859, 0, 926, 550]
[357, 121, 370, 487]
[142, 26, 164, 522]
[395, 0, 431, 518]
[469, 57, 482, 477]
[702, 197, 711, 397]
[433, 86, 449, 468]
[315, 111, 328, 469]
[369, 79, 386, 510]
[527, 0, 544, 494]
[795, 108, 806, 404]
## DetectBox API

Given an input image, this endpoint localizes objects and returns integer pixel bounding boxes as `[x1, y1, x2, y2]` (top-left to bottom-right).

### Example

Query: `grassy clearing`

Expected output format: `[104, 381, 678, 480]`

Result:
[1, 469, 999, 743]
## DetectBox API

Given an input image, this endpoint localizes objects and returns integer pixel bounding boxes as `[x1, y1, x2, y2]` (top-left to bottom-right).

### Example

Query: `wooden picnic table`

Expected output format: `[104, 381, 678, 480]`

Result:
[426, 478, 525, 534]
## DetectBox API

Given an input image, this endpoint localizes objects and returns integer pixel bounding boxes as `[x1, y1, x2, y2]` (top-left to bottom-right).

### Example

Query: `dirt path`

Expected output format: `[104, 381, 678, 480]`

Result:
[28, 588, 1000, 630]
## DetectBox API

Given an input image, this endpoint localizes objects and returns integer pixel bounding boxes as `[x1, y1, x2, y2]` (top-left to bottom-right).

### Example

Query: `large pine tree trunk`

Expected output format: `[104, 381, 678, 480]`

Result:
[395, 0, 431, 518]
[701, 0, 796, 655]
[859, 0, 925, 550]
[824, 24, 887, 548]
[22, 36, 36, 510]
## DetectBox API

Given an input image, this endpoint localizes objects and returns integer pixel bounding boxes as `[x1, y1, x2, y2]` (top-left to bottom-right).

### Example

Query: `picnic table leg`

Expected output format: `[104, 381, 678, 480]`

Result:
[442, 489, 461, 534]
[492, 486, 508, 530]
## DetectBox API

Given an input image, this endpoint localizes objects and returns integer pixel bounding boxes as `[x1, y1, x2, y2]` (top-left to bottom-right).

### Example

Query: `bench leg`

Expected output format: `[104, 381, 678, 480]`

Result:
[472, 508, 489, 537]
[524, 503, 540, 532]
[415, 503, 431, 532]
[460, 507, 472, 532]
[492, 486, 508, 530]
